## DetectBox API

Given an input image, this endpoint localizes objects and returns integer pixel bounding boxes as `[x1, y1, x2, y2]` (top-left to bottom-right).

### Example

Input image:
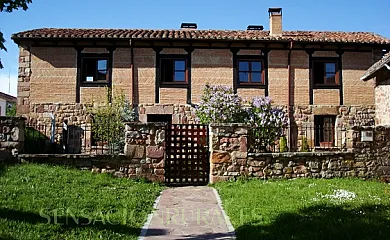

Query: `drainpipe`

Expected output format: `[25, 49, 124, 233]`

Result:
[130, 39, 136, 107]
[287, 41, 294, 150]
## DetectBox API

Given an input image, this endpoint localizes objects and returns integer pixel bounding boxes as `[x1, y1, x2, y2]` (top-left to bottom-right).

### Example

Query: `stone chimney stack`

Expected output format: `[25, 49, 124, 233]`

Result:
[269, 8, 282, 37]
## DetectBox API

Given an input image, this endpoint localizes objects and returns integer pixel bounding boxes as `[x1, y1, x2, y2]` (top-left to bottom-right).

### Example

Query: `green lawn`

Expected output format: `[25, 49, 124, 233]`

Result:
[215, 178, 390, 240]
[0, 163, 164, 240]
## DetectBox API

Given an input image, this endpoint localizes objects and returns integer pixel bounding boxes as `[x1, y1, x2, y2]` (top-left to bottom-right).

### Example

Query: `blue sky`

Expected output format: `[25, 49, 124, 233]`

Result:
[0, 0, 389, 96]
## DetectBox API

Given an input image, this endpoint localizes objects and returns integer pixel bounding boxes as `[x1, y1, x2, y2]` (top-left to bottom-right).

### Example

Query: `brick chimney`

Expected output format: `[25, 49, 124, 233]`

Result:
[269, 8, 282, 37]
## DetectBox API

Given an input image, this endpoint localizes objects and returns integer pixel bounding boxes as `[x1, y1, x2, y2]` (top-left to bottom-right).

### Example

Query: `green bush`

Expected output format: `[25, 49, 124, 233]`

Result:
[87, 88, 135, 154]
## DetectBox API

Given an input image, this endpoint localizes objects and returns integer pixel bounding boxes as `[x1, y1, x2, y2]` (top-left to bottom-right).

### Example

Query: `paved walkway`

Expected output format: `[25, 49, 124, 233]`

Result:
[140, 186, 235, 240]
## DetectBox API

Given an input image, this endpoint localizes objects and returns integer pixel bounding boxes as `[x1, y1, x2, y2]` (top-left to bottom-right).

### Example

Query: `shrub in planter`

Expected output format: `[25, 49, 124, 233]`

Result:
[300, 137, 310, 152]
[279, 136, 288, 152]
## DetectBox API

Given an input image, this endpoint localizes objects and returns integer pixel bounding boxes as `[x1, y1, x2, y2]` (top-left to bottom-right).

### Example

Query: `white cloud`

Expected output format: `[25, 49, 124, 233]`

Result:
[0, 72, 17, 97]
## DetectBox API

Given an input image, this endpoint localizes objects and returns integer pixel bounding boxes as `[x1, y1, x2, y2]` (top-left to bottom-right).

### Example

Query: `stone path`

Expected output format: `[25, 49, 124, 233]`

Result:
[140, 186, 235, 240]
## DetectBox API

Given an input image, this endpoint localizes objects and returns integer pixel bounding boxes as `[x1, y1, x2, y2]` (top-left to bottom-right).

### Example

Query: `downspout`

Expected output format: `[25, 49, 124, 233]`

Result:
[130, 39, 136, 107]
[287, 41, 294, 150]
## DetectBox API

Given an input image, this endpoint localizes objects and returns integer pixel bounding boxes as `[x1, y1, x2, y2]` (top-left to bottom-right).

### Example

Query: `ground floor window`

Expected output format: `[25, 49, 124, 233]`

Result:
[314, 115, 336, 147]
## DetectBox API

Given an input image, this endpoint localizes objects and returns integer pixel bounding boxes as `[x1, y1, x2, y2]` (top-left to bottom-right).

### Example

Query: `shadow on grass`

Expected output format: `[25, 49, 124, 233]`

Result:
[0, 208, 167, 238]
[234, 204, 390, 240]
[0, 161, 17, 177]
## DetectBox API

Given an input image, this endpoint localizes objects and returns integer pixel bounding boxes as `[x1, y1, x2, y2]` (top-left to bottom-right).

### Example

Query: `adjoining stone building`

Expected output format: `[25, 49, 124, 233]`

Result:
[361, 53, 390, 125]
[12, 8, 390, 149]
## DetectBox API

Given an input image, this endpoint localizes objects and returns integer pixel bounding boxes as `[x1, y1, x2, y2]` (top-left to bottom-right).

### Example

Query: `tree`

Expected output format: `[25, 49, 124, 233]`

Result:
[6, 102, 16, 116]
[0, 0, 32, 69]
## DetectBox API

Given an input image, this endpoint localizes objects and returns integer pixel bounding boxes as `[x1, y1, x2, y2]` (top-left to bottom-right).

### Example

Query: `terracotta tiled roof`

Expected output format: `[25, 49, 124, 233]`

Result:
[361, 52, 390, 81]
[12, 28, 390, 45]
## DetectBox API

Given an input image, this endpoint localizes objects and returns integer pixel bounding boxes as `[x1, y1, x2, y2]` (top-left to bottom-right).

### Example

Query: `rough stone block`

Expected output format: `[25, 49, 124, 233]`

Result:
[354, 161, 365, 168]
[124, 144, 145, 159]
[211, 151, 231, 164]
[248, 166, 262, 172]
[293, 165, 307, 174]
[232, 151, 247, 159]
[146, 146, 164, 159]
[283, 167, 293, 174]
[227, 164, 240, 172]
[308, 161, 320, 169]
[312, 106, 339, 115]
[248, 160, 265, 167]
[154, 168, 164, 175]
[240, 137, 247, 152]
[274, 162, 284, 170]
[234, 127, 248, 135]
[236, 159, 247, 166]
[153, 159, 164, 168]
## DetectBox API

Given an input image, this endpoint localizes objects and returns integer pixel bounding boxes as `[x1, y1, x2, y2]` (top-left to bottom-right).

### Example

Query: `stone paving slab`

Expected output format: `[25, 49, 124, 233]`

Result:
[140, 186, 235, 240]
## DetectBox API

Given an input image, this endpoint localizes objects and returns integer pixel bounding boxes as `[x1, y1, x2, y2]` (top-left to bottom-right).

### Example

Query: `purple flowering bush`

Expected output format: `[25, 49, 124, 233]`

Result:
[196, 84, 288, 152]
[246, 96, 289, 152]
[196, 84, 245, 124]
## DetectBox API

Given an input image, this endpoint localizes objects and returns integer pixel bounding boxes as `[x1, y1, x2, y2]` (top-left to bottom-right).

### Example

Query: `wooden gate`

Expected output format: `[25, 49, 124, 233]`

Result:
[165, 124, 209, 186]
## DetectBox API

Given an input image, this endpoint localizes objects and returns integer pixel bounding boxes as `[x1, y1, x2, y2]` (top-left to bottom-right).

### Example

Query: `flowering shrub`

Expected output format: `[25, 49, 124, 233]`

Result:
[196, 84, 289, 152]
[195, 84, 244, 124]
[246, 96, 289, 152]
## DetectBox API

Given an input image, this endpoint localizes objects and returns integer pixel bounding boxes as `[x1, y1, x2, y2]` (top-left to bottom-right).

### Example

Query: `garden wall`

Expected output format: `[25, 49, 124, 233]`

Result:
[0, 117, 25, 162]
[19, 123, 166, 182]
[209, 124, 390, 183]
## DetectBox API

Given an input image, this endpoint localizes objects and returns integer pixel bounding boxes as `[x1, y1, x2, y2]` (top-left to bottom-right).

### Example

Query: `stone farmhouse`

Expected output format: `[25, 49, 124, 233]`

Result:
[11, 8, 390, 149]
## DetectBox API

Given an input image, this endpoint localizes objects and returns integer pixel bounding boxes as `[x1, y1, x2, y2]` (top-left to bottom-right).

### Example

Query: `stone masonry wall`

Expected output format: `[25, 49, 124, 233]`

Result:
[123, 123, 166, 182]
[17, 46, 31, 115]
[0, 117, 25, 162]
[138, 103, 198, 124]
[375, 78, 390, 125]
[209, 124, 390, 183]
[293, 105, 375, 129]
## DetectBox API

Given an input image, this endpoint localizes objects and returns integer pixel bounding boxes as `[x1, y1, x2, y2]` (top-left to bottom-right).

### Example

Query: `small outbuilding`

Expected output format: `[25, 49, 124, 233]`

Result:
[361, 53, 390, 125]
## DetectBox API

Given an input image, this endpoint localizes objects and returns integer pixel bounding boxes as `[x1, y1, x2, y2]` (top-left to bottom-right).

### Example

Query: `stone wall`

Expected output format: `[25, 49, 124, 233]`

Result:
[138, 103, 198, 124]
[0, 117, 25, 162]
[209, 124, 390, 183]
[375, 78, 390, 125]
[123, 123, 166, 182]
[19, 122, 166, 182]
[293, 105, 375, 128]
[18, 154, 163, 181]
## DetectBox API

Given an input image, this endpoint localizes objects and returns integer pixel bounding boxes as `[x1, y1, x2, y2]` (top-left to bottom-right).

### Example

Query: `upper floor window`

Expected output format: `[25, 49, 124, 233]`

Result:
[312, 58, 339, 86]
[161, 58, 188, 84]
[81, 53, 110, 84]
[237, 59, 264, 86]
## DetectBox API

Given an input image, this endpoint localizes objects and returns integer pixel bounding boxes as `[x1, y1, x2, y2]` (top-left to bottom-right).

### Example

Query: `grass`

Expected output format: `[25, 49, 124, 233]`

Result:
[0, 163, 164, 240]
[214, 178, 390, 240]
